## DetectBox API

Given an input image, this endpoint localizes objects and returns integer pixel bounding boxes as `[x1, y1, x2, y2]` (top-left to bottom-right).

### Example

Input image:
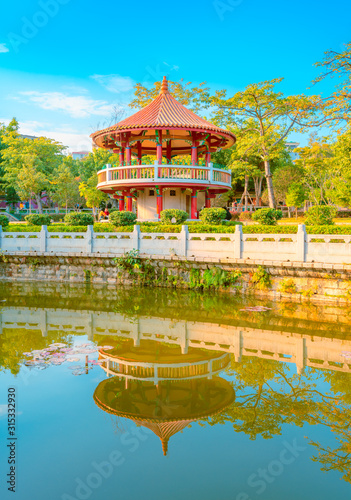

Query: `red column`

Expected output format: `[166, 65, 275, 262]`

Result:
[166, 141, 172, 163]
[205, 191, 211, 208]
[126, 146, 131, 166]
[118, 195, 125, 212]
[191, 189, 197, 219]
[191, 146, 198, 166]
[119, 147, 125, 166]
[206, 151, 211, 166]
[126, 191, 133, 212]
[137, 141, 142, 165]
[156, 187, 163, 218]
[157, 130, 163, 165]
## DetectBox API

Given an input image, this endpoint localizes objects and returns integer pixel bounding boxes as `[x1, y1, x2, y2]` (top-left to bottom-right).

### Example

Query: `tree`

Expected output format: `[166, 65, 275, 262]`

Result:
[129, 79, 210, 113]
[5, 186, 20, 208]
[51, 165, 83, 213]
[16, 157, 47, 213]
[313, 42, 351, 123]
[286, 182, 307, 217]
[294, 135, 335, 205]
[79, 148, 119, 182]
[329, 127, 351, 207]
[211, 79, 322, 208]
[228, 123, 293, 208]
[79, 174, 107, 217]
[0, 118, 19, 193]
[2, 135, 66, 212]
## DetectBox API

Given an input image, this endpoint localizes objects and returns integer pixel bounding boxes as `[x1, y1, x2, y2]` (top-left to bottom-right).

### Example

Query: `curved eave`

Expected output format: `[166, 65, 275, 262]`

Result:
[90, 125, 235, 151]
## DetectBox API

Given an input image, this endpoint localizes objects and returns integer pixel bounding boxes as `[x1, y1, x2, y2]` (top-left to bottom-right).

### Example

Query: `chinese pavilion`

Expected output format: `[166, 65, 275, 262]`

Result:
[93, 339, 235, 455]
[91, 77, 236, 220]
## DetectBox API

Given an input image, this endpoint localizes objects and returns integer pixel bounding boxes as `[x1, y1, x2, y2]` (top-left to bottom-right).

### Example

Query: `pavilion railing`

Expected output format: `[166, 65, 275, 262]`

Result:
[97, 163, 231, 187]
[100, 159, 229, 170]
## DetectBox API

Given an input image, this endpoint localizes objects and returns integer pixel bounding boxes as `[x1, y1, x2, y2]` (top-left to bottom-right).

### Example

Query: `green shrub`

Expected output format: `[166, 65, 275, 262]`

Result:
[199, 207, 227, 225]
[278, 278, 297, 294]
[64, 213, 94, 226]
[109, 211, 137, 226]
[24, 214, 51, 226]
[251, 266, 271, 290]
[0, 214, 9, 228]
[160, 209, 188, 224]
[239, 212, 252, 221]
[305, 205, 337, 226]
[252, 208, 283, 225]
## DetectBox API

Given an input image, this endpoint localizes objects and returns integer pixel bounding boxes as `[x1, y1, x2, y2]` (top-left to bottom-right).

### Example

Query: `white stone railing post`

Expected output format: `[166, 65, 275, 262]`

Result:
[296, 224, 306, 262]
[86, 225, 93, 254]
[154, 160, 159, 181]
[133, 225, 140, 251]
[40, 225, 48, 252]
[234, 224, 242, 259]
[208, 162, 213, 183]
[180, 225, 188, 257]
[0, 225, 2, 251]
[106, 163, 111, 182]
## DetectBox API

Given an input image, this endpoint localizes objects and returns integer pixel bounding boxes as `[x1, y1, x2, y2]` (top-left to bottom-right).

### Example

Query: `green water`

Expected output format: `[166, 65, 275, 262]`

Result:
[0, 282, 351, 500]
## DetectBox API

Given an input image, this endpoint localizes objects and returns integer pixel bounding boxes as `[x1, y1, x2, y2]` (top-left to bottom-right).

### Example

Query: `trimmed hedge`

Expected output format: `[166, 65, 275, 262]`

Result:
[306, 225, 351, 234]
[109, 211, 137, 226]
[160, 209, 188, 224]
[199, 207, 227, 225]
[25, 214, 51, 226]
[0, 214, 9, 228]
[5, 222, 351, 235]
[243, 225, 298, 234]
[305, 205, 337, 226]
[251, 208, 283, 225]
[140, 224, 181, 233]
[64, 213, 94, 226]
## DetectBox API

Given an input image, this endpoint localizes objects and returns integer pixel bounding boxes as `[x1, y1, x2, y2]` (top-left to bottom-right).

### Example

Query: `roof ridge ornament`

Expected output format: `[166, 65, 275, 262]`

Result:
[160, 76, 169, 94]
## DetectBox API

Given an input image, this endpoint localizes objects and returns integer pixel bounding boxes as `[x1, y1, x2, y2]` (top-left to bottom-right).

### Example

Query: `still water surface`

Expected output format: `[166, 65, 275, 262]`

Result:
[0, 282, 351, 500]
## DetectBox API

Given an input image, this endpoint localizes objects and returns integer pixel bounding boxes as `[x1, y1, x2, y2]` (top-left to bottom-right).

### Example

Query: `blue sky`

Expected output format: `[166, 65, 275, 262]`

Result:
[0, 0, 350, 151]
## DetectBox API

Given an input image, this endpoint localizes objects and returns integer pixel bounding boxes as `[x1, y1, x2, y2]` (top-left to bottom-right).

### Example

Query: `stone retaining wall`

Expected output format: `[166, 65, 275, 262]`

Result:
[1, 252, 351, 304]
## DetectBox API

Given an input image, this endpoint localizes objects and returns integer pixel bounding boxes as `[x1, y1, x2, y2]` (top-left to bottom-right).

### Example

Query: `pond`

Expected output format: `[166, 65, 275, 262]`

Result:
[0, 282, 351, 500]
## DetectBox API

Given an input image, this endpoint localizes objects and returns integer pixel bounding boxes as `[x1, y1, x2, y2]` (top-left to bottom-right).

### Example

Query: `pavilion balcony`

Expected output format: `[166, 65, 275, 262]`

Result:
[97, 161, 232, 191]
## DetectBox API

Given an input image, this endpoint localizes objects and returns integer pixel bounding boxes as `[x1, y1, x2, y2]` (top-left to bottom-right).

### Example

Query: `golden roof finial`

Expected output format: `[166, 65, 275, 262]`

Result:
[162, 436, 169, 456]
[160, 76, 169, 94]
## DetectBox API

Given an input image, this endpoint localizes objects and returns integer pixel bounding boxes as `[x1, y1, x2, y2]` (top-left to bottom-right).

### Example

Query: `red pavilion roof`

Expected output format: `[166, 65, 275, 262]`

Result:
[90, 77, 235, 151]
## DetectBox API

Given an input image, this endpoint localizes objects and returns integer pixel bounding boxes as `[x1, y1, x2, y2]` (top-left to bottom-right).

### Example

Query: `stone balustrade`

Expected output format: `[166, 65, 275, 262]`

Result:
[1, 224, 351, 265]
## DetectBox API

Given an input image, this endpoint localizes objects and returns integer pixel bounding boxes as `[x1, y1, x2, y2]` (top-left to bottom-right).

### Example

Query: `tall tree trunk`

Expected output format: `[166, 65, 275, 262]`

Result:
[253, 176, 263, 207]
[35, 194, 43, 214]
[244, 175, 249, 211]
[264, 160, 276, 208]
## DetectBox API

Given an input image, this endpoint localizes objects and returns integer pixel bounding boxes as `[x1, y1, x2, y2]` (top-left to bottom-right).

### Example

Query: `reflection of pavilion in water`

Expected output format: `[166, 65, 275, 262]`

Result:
[93, 340, 235, 455]
[3, 306, 351, 375]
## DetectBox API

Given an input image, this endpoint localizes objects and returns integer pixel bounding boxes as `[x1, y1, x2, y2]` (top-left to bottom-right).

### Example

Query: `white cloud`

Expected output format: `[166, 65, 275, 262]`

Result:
[15, 91, 114, 119]
[0, 404, 7, 416]
[0, 43, 9, 53]
[91, 74, 135, 94]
